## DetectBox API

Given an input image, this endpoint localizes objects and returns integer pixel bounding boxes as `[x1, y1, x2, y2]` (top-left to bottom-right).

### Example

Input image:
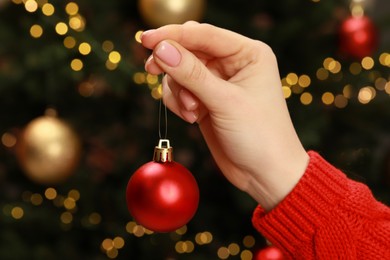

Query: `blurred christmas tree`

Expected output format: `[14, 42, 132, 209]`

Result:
[0, 0, 389, 259]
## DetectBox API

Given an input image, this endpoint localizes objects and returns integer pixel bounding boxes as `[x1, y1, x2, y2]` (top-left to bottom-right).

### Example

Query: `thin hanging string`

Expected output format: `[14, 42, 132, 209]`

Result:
[158, 77, 168, 139]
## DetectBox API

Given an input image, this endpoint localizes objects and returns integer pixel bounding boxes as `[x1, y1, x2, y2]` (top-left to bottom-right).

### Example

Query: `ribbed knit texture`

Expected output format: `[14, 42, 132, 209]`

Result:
[252, 151, 390, 259]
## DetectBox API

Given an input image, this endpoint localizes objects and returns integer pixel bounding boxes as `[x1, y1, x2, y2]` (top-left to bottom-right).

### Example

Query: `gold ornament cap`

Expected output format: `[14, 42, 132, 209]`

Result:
[153, 139, 173, 163]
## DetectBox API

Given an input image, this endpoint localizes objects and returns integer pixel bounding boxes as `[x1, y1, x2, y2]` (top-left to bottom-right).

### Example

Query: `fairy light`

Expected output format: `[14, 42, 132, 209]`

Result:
[102, 41, 114, 52]
[68, 189, 80, 201]
[133, 72, 146, 84]
[125, 221, 137, 233]
[79, 42, 92, 55]
[217, 246, 230, 259]
[25, 0, 38, 12]
[63, 197, 76, 210]
[11, 206, 24, 219]
[282, 86, 292, 99]
[385, 81, 390, 94]
[100, 236, 124, 259]
[102, 238, 114, 251]
[31, 193, 43, 206]
[334, 94, 348, 108]
[41, 3, 55, 16]
[135, 31, 143, 43]
[132, 225, 146, 237]
[240, 250, 253, 260]
[125, 221, 154, 237]
[323, 57, 334, 69]
[63, 36, 76, 49]
[60, 211, 73, 224]
[291, 85, 304, 94]
[65, 2, 79, 15]
[358, 86, 376, 104]
[88, 212, 102, 225]
[146, 73, 159, 85]
[1, 132, 17, 148]
[69, 15, 85, 32]
[375, 77, 387, 91]
[151, 84, 163, 99]
[44, 187, 57, 200]
[30, 24, 43, 38]
[108, 51, 121, 64]
[328, 60, 342, 74]
[286, 72, 298, 85]
[175, 240, 195, 254]
[349, 62, 362, 75]
[316, 68, 329, 80]
[322, 92, 335, 105]
[361, 56, 374, 70]
[175, 225, 188, 235]
[300, 92, 313, 105]
[113, 237, 125, 249]
[55, 22, 68, 35]
[70, 59, 83, 71]
[227, 243, 240, 256]
[106, 248, 118, 259]
[195, 231, 213, 245]
[105, 60, 118, 70]
[343, 84, 353, 98]
[242, 235, 255, 248]
[379, 52, 390, 66]
[298, 74, 311, 88]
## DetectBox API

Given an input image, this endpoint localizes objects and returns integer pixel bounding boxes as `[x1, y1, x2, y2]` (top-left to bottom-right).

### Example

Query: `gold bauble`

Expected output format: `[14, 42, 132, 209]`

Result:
[17, 116, 81, 185]
[138, 0, 206, 28]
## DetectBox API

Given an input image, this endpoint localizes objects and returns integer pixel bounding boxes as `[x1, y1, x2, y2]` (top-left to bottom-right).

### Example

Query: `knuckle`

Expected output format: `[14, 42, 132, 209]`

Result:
[186, 57, 207, 83]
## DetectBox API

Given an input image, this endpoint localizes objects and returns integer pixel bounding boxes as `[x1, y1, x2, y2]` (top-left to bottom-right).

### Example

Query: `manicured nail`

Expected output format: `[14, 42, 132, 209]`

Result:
[179, 89, 198, 111]
[155, 41, 181, 67]
[140, 29, 155, 42]
[181, 109, 199, 124]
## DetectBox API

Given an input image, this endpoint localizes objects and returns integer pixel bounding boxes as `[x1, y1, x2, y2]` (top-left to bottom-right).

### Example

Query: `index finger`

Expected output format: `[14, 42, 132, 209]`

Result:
[141, 22, 249, 58]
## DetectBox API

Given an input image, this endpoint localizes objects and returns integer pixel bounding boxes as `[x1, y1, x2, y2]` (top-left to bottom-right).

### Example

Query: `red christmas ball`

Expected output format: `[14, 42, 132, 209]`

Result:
[339, 15, 378, 59]
[255, 246, 284, 260]
[126, 160, 199, 232]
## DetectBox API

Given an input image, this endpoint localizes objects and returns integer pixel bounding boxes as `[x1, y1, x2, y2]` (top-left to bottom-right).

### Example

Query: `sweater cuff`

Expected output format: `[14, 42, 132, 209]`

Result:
[252, 151, 349, 254]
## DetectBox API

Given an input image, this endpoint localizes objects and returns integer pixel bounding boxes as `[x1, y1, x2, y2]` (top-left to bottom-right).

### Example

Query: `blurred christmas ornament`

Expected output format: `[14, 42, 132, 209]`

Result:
[16, 114, 81, 185]
[255, 246, 284, 260]
[138, 0, 206, 28]
[126, 139, 199, 232]
[338, 15, 378, 59]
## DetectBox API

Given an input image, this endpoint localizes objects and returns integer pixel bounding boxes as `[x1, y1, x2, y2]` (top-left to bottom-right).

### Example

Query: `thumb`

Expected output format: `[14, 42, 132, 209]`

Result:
[152, 40, 228, 110]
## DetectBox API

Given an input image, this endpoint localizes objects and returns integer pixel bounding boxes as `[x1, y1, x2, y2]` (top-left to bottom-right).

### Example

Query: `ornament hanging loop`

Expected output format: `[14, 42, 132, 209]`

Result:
[158, 96, 168, 140]
[153, 139, 173, 163]
[155, 74, 171, 163]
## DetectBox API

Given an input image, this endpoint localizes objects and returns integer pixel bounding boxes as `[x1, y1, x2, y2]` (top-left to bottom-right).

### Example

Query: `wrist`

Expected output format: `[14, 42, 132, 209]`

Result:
[246, 148, 309, 211]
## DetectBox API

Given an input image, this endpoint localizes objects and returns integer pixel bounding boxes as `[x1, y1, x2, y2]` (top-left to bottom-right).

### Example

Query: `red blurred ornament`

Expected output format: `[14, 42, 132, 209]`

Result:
[255, 246, 284, 260]
[126, 139, 199, 232]
[339, 15, 378, 59]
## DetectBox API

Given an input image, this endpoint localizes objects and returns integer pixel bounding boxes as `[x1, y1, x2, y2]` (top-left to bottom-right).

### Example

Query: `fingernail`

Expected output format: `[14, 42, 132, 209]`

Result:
[140, 29, 155, 42]
[181, 109, 199, 124]
[179, 89, 198, 111]
[155, 41, 181, 67]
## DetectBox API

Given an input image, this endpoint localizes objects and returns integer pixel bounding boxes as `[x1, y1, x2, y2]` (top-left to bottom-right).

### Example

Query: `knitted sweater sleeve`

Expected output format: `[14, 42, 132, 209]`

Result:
[252, 151, 390, 259]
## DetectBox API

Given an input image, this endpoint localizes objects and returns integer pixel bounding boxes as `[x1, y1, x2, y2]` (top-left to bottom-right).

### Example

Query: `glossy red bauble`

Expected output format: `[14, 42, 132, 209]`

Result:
[339, 15, 378, 59]
[126, 160, 199, 232]
[255, 246, 284, 260]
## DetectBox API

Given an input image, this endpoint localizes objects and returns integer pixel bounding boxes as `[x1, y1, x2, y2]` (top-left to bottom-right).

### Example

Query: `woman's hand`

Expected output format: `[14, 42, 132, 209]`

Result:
[141, 22, 309, 210]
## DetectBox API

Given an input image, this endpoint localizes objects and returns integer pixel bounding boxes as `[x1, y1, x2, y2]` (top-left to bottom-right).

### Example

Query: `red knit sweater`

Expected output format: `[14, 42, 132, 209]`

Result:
[252, 151, 390, 259]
